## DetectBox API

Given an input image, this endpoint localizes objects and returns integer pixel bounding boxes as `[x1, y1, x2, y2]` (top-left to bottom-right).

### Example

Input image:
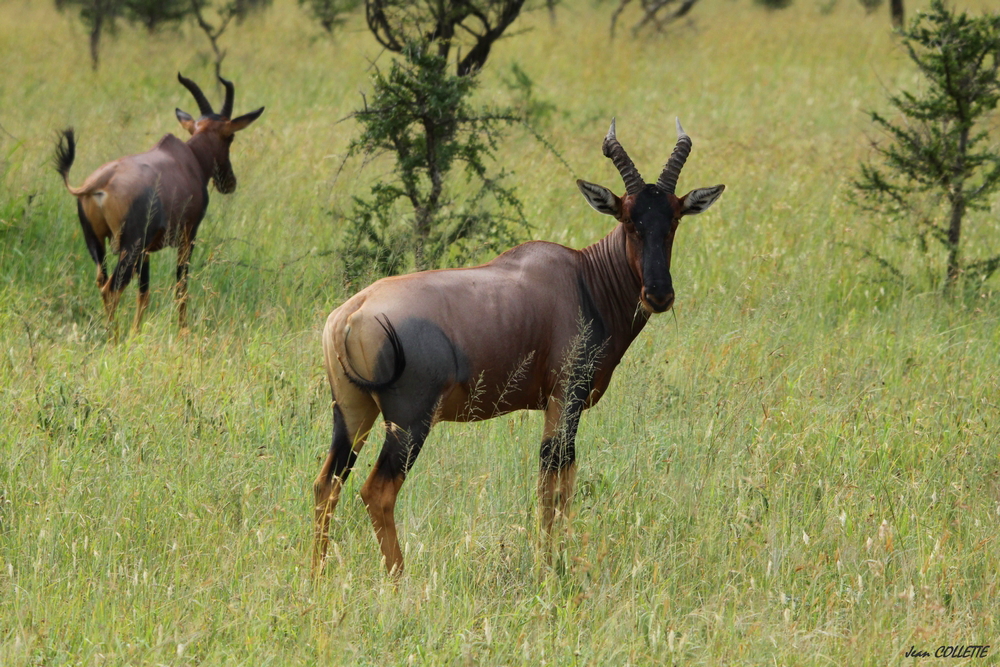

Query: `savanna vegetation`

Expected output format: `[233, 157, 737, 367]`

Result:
[1, 0, 999, 664]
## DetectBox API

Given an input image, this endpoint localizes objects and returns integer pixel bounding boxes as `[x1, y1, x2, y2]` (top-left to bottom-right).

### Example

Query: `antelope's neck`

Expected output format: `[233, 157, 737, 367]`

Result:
[579, 224, 648, 362]
[185, 134, 219, 184]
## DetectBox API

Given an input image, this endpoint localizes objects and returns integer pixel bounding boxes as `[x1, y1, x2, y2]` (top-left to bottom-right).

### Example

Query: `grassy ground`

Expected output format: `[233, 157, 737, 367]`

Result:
[2, 0, 1000, 664]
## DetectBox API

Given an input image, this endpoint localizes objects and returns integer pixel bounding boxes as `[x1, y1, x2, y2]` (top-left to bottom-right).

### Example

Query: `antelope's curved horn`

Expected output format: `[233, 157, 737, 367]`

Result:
[219, 76, 235, 119]
[656, 117, 693, 195]
[602, 118, 645, 196]
[177, 73, 214, 117]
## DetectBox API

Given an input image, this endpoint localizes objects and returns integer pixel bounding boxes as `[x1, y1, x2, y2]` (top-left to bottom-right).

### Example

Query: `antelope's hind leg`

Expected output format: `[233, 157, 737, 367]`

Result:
[132, 252, 151, 333]
[359, 414, 433, 577]
[100, 240, 144, 332]
[76, 200, 108, 290]
[104, 188, 162, 333]
[313, 394, 379, 574]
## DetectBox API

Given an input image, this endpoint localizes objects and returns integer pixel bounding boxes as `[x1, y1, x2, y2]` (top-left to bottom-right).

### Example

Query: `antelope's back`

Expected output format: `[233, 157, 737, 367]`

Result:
[329, 240, 588, 418]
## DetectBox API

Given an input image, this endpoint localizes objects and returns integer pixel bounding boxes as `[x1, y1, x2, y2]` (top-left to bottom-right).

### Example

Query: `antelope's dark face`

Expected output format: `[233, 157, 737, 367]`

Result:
[175, 73, 264, 195]
[626, 185, 682, 312]
[577, 118, 725, 314]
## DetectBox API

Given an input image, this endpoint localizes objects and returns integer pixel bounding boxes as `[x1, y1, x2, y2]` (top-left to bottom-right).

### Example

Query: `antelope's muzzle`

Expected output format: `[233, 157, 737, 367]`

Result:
[214, 163, 237, 194]
[641, 288, 674, 313]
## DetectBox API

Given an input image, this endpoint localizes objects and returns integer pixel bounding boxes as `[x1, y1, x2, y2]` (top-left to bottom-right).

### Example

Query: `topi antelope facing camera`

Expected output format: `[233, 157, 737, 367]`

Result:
[312, 117, 725, 576]
[54, 73, 264, 333]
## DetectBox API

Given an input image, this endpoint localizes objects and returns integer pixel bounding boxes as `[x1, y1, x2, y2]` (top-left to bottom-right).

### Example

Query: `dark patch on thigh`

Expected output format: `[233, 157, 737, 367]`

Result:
[77, 200, 105, 268]
[371, 317, 470, 478]
[121, 186, 166, 253]
[327, 403, 359, 484]
[376, 317, 470, 427]
[374, 418, 432, 479]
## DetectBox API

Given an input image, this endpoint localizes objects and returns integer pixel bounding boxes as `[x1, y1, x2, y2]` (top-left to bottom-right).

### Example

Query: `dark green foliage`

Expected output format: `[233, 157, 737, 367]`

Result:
[754, 0, 793, 10]
[298, 0, 360, 33]
[340, 44, 526, 283]
[891, 0, 904, 27]
[366, 0, 527, 77]
[125, 0, 190, 31]
[609, 0, 703, 38]
[339, 0, 530, 282]
[55, 0, 192, 69]
[54, 0, 269, 70]
[858, 0, 882, 15]
[339, 186, 409, 284]
[55, 0, 123, 69]
[853, 0, 1000, 291]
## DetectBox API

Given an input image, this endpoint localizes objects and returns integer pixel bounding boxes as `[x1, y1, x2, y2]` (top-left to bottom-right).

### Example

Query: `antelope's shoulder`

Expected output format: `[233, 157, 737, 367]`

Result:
[153, 133, 186, 148]
[147, 133, 192, 160]
[486, 239, 581, 273]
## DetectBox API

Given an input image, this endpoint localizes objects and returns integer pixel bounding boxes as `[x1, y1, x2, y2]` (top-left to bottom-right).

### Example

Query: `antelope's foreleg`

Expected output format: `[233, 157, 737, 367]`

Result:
[174, 233, 197, 332]
[539, 449, 578, 538]
[539, 397, 582, 543]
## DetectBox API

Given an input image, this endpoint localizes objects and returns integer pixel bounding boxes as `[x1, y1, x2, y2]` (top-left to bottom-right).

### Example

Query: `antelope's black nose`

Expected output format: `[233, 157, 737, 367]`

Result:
[642, 289, 674, 313]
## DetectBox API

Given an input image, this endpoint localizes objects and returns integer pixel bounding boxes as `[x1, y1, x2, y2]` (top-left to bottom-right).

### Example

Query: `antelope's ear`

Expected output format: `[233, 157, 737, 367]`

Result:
[175, 109, 196, 134]
[679, 185, 725, 216]
[576, 179, 622, 218]
[229, 107, 264, 133]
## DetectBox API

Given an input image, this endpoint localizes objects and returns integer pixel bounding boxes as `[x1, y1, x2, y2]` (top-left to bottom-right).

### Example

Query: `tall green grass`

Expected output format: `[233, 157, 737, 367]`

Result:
[2, 0, 999, 664]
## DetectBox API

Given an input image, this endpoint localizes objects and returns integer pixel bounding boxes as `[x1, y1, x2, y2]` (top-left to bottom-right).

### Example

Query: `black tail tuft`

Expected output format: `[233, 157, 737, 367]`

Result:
[54, 128, 76, 184]
[342, 314, 407, 393]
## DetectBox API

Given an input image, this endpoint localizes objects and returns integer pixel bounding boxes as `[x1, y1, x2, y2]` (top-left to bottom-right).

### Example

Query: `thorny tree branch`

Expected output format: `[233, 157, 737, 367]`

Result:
[364, 0, 528, 76]
[191, 0, 234, 80]
[610, 0, 700, 38]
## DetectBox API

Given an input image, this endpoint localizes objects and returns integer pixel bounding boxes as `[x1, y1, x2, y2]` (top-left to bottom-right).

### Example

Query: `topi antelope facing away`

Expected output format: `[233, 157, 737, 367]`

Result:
[54, 73, 263, 332]
[313, 118, 725, 576]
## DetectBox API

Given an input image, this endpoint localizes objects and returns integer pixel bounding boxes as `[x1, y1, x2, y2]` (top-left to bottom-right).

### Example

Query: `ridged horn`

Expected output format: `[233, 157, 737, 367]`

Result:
[656, 117, 693, 195]
[602, 118, 645, 196]
[177, 73, 214, 117]
[219, 76, 235, 118]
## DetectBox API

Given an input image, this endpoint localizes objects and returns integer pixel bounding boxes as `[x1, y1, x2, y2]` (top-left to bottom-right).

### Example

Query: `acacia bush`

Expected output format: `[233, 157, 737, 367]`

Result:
[54, 0, 269, 70]
[337, 0, 530, 282]
[340, 43, 525, 283]
[853, 0, 1000, 292]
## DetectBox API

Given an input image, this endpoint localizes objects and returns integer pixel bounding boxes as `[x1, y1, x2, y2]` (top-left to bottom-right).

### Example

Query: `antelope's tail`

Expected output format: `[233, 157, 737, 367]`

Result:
[53, 128, 76, 190]
[341, 314, 406, 393]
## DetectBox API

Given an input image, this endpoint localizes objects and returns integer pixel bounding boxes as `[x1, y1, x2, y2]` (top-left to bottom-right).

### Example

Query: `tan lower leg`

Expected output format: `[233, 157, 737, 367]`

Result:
[555, 464, 576, 524]
[360, 470, 405, 575]
[101, 284, 121, 323]
[539, 469, 558, 538]
[132, 291, 150, 333]
[539, 464, 576, 549]
[176, 290, 188, 330]
[312, 490, 344, 573]
[312, 453, 336, 573]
